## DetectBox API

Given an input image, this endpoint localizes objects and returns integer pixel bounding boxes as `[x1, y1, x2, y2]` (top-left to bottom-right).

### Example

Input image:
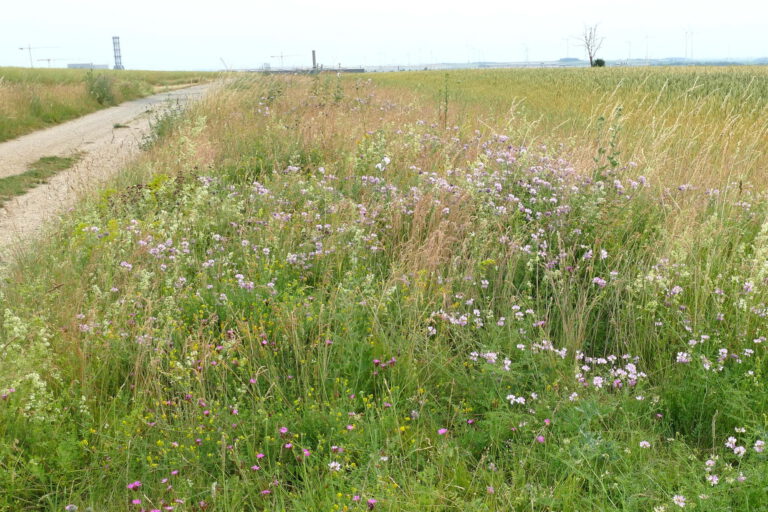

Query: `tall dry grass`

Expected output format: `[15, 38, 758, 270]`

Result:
[368, 67, 768, 191]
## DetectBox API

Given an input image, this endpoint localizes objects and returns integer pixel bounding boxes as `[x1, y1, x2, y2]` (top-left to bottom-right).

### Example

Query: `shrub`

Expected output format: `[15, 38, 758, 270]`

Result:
[84, 70, 115, 105]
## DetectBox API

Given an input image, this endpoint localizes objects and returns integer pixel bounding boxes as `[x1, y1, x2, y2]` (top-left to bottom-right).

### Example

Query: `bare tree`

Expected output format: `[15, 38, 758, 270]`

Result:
[582, 25, 605, 67]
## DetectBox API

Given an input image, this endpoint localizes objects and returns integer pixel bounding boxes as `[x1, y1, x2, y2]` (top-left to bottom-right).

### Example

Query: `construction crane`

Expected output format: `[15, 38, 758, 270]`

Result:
[18, 44, 57, 68]
[37, 58, 67, 68]
[270, 52, 300, 68]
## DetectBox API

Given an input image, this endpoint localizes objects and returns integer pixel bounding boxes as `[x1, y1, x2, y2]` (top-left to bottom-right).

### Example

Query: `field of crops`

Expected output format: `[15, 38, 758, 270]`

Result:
[0, 67, 215, 142]
[371, 67, 768, 190]
[1, 68, 768, 510]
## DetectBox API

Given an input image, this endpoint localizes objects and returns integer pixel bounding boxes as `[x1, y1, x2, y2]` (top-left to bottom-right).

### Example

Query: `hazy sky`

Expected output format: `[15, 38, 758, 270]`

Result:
[2, 0, 766, 70]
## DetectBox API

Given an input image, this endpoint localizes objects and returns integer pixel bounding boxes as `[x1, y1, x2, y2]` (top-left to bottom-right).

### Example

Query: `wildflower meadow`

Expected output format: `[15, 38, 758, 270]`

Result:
[1, 70, 768, 511]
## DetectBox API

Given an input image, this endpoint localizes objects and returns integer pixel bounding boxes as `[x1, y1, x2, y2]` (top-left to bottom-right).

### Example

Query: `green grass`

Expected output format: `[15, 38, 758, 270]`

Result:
[0, 154, 81, 206]
[0, 72, 767, 511]
[0, 67, 217, 142]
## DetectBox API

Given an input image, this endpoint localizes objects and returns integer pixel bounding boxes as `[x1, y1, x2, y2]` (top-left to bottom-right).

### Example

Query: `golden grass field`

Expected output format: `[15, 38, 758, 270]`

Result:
[368, 67, 768, 190]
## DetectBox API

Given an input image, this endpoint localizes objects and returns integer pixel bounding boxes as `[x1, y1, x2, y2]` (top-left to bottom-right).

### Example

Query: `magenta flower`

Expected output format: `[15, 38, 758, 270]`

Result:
[535, 435, 545, 443]
[437, 428, 448, 435]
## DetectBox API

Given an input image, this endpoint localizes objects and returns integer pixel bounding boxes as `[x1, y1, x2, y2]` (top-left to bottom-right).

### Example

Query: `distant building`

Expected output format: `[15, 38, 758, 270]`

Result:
[67, 63, 109, 70]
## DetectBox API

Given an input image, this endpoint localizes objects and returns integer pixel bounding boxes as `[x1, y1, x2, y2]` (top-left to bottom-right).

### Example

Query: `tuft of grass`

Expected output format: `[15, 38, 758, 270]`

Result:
[0, 154, 81, 206]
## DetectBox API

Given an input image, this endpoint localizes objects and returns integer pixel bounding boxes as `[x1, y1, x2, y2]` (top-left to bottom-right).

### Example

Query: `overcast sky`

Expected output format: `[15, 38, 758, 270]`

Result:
[2, 0, 766, 70]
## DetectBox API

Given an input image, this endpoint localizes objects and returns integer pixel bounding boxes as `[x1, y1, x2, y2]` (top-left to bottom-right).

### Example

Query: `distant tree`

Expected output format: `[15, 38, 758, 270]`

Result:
[582, 25, 605, 67]
[594, 58, 606, 67]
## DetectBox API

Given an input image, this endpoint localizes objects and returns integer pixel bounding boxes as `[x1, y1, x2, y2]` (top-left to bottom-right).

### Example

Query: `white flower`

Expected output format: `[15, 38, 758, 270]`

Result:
[639, 441, 651, 448]
[328, 461, 342, 472]
[672, 495, 686, 507]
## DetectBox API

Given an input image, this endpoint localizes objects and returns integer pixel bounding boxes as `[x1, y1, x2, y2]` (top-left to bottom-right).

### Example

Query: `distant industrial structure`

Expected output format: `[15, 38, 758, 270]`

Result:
[113, 36, 124, 70]
[234, 50, 364, 74]
[67, 63, 109, 69]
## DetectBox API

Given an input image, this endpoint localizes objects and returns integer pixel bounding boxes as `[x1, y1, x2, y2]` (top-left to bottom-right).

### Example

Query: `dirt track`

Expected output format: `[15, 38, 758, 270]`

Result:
[0, 83, 212, 262]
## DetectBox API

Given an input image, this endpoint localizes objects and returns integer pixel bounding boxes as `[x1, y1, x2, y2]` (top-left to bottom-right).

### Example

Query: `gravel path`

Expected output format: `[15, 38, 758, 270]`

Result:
[0, 83, 212, 262]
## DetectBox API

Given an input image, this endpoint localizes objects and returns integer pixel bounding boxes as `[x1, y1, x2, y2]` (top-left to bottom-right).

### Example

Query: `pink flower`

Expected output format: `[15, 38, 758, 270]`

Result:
[279, 427, 288, 434]
[535, 435, 545, 443]
[367, 498, 377, 509]
[437, 428, 448, 435]
[256, 453, 265, 459]
[126, 481, 142, 490]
